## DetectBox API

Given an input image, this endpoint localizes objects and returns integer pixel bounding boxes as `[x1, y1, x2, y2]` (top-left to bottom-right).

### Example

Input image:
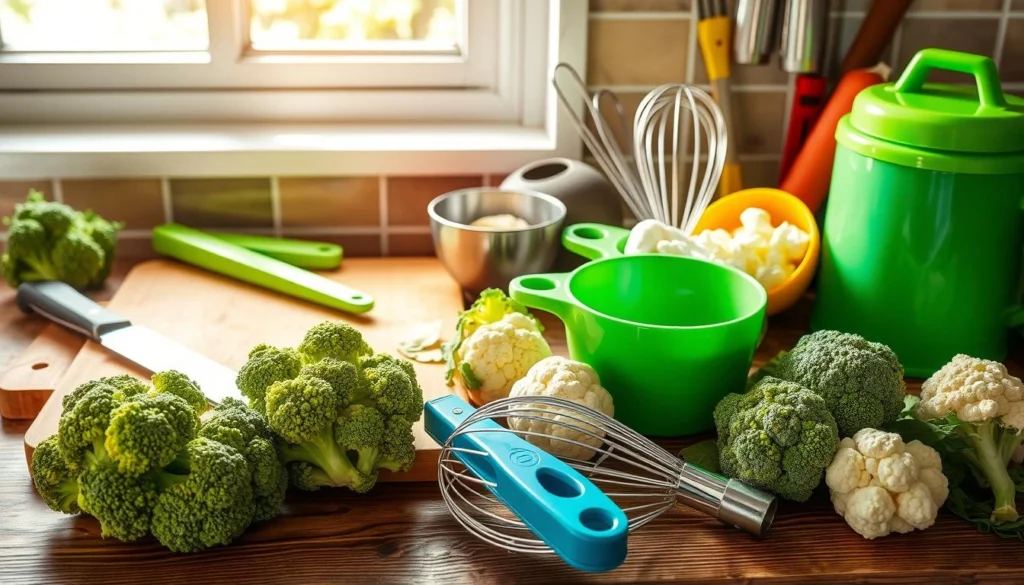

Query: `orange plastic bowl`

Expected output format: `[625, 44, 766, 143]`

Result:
[693, 188, 820, 316]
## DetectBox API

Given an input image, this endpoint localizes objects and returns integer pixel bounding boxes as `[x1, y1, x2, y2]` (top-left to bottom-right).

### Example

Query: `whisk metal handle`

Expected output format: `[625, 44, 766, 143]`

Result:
[425, 395, 629, 573]
[677, 462, 778, 537]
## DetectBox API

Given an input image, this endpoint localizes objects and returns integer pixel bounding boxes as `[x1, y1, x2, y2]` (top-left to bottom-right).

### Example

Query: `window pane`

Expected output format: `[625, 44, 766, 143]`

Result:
[0, 0, 208, 51]
[249, 0, 459, 49]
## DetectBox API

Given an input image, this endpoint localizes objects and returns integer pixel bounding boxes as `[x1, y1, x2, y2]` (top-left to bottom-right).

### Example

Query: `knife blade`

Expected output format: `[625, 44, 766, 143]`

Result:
[16, 281, 239, 404]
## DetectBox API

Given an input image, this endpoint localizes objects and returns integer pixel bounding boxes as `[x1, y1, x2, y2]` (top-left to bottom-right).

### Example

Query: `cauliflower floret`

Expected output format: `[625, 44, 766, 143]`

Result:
[825, 428, 948, 539]
[853, 427, 904, 459]
[769, 221, 810, 263]
[844, 486, 896, 540]
[739, 207, 774, 236]
[876, 452, 918, 493]
[825, 447, 872, 494]
[457, 313, 552, 405]
[918, 354, 1024, 428]
[507, 357, 615, 461]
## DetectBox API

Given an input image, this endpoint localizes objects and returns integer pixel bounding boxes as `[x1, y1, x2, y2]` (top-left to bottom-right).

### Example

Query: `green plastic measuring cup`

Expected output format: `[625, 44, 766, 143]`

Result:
[509, 223, 767, 436]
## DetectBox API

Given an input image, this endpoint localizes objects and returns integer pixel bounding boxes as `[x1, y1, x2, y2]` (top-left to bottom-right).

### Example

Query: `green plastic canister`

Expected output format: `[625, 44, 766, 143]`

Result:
[812, 49, 1024, 378]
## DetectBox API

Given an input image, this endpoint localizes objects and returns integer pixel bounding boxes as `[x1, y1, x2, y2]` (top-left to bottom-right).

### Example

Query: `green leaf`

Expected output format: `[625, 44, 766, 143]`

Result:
[679, 440, 721, 474]
[459, 363, 482, 390]
[746, 351, 788, 390]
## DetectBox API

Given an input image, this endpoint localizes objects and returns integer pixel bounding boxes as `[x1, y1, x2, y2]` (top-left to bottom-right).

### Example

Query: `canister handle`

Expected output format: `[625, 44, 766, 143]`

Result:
[893, 48, 1007, 110]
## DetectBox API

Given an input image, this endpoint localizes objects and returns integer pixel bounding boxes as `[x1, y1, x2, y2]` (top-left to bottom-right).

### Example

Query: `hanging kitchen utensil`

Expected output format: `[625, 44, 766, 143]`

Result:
[426, 394, 777, 557]
[697, 0, 742, 197]
[424, 394, 629, 572]
[840, 0, 913, 75]
[777, 0, 830, 180]
[734, 0, 780, 66]
[552, 64, 726, 236]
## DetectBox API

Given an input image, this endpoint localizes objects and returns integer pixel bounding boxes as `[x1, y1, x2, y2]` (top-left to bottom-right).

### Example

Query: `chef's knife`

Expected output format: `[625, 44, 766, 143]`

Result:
[16, 280, 239, 404]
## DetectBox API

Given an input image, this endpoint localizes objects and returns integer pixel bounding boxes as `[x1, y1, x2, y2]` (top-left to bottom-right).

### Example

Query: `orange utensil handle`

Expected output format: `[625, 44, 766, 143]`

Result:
[779, 67, 886, 213]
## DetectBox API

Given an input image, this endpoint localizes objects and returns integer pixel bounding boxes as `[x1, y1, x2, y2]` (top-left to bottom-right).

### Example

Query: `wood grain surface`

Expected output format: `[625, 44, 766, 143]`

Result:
[21, 257, 464, 482]
[3, 261, 1024, 584]
[0, 324, 84, 420]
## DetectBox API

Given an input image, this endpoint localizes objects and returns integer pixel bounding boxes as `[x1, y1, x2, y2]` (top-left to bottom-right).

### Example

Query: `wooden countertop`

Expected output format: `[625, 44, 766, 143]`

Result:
[2, 260, 1024, 585]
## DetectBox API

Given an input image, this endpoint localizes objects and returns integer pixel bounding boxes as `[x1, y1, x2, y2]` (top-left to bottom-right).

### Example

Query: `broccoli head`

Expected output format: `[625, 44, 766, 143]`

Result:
[31, 436, 81, 514]
[772, 330, 905, 437]
[297, 321, 373, 365]
[33, 371, 285, 552]
[240, 321, 423, 493]
[1, 189, 122, 289]
[715, 376, 839, 502]
[235, 344, 302, 413]
[150, 437, 254, 553]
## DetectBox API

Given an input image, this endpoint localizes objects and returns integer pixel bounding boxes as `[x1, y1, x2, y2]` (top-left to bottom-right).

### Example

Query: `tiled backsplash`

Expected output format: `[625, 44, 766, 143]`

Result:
[3, 0, 1022, 259]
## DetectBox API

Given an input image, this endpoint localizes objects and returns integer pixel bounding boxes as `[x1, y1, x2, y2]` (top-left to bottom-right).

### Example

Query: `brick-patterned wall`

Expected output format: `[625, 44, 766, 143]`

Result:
[3, 0, 1021, 258]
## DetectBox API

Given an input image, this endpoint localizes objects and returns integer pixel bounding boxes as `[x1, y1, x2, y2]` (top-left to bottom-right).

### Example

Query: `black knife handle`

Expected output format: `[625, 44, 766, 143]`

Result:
[16, 281, 131, 340]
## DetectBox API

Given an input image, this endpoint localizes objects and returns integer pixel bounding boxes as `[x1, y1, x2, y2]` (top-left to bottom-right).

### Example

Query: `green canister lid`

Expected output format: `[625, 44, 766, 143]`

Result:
[839, 48, 1024, 173]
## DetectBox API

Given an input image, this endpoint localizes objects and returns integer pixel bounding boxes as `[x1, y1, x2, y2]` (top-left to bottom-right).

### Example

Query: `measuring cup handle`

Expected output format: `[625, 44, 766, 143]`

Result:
[893, 49, 1007, 109]
[509, 272, 573, 320]
[562, 223, 630, 260]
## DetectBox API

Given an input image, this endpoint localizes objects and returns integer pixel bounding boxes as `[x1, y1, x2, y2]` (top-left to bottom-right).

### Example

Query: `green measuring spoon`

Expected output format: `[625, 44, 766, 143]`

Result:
[203, 231, 342, 270]
[152, 223, 374, 314]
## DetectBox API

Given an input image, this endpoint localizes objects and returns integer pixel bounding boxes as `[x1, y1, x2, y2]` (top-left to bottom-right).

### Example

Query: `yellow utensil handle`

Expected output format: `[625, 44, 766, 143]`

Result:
[697, 16, 733, 81]
[719, 163, 743, 198]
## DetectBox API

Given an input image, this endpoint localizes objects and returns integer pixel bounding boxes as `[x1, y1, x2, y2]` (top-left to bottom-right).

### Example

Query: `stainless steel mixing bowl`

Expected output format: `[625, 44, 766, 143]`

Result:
[428, 188, 566, 293]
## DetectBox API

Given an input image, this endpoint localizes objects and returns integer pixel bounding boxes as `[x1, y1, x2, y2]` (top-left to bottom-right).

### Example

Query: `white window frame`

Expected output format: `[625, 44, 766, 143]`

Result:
[0, 0, 587, 179]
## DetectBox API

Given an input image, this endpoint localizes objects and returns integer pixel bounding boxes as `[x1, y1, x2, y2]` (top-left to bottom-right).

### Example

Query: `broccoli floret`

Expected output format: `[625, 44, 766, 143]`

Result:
[334, 404, 385, 477]
[150, 438, 254, 553]
[715, 376, 839, 502]
[99, 374, 150, 400]
[235, 344, 302, 413]
[772, 330, 905, 437]
[77, 444, 159, 542]
[301, 357, 360, 408]
[277, 422, 370, 492]
[50, 231, 104, 289]
[31, 436, 81, 514]
[151, 370, 208, 416]
[104, 393, 198, 474]
[297, 321, 372, 365]
[266, 375, 340, 444]
[5, 218, 57, 281]
[378, 416, 417, 473]
[1, 189, 122, 289]
[198, 398, 287, 522]
[57, 381, 122, 469]
[358, 353, 424, 422]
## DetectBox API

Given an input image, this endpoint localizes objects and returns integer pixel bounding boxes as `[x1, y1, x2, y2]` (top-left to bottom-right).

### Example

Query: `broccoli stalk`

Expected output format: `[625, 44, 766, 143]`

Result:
[957, 420, 1024, 522]
[278, 424, 367, 490]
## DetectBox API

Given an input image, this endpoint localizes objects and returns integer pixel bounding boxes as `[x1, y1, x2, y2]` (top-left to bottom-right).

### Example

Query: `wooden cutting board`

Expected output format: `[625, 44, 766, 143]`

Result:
[22, 257, 465, 482]
[0, 324, 84, 420]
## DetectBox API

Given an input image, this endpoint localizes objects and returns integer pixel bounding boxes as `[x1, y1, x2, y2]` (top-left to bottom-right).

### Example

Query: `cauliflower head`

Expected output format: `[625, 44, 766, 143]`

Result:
[918, 354, 1024, 429]
[507, 356, 615, 461]
[825, 428, 948, 539]
[456, 313, 552, 405]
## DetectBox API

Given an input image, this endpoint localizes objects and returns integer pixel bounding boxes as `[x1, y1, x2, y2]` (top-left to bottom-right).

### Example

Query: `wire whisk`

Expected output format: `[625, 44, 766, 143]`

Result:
[553, 63, 727, 235]
[432, 396, 777, 559]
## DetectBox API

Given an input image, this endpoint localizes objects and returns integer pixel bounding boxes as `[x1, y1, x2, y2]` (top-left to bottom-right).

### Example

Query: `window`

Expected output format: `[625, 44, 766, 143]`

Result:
[0, 1, 586, 177]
